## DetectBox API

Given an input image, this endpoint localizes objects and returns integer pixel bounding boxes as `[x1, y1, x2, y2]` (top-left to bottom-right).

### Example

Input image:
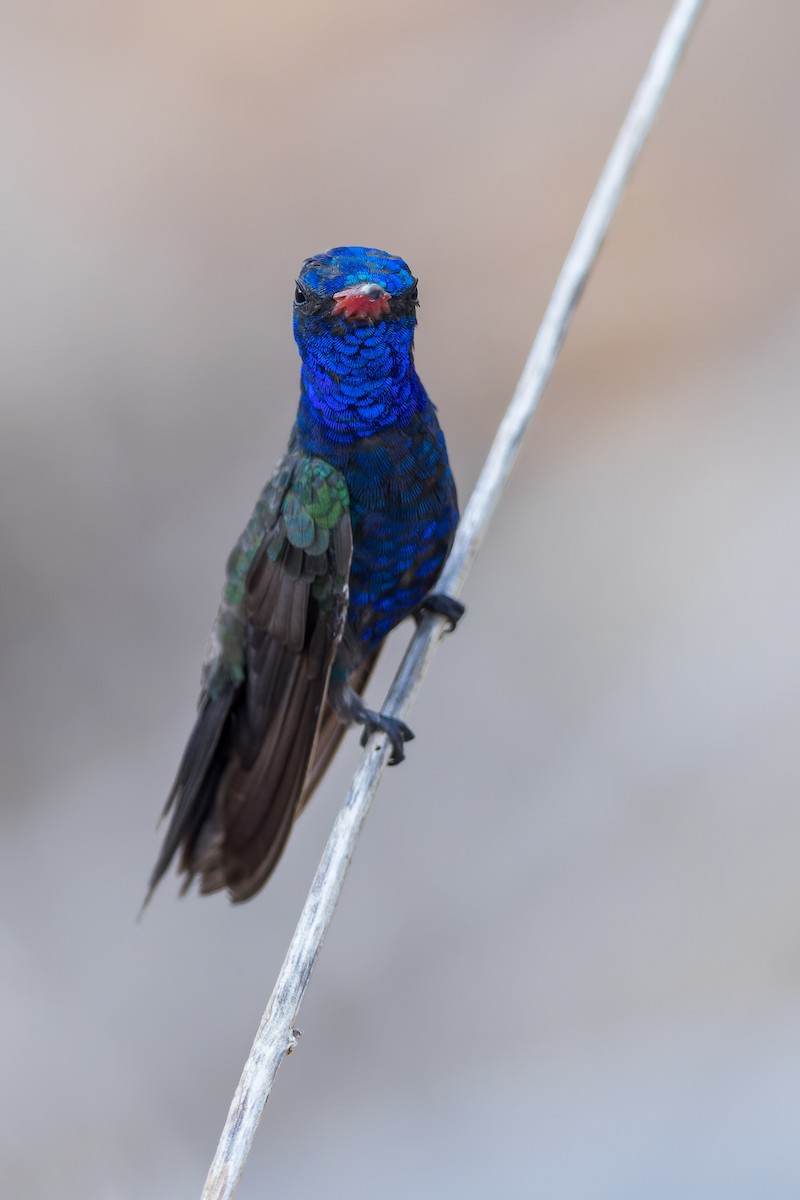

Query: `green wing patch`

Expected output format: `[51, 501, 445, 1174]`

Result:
[264, 458, 349, 582]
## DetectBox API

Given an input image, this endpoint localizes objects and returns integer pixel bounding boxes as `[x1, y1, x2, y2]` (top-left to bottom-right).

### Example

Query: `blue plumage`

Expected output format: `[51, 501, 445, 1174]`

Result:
[293, 246, 459, 650]
[148, 246, 461, 903]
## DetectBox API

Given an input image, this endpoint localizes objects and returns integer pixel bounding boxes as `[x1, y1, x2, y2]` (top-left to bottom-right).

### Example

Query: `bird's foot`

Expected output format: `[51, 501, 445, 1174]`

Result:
[357, 706, 414, 766]
[329, 668, 414, 764]
[416, 592, 465, 632]
[346, 690, 413, 764]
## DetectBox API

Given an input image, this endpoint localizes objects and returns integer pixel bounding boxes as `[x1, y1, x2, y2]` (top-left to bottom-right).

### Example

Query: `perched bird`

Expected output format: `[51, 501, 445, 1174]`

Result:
[146, 246, 462, 904]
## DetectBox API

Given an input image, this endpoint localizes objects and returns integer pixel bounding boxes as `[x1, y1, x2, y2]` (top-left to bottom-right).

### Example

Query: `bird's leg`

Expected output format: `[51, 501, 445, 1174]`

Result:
[353, 694, 415, 765]
[328, 666, 414, 766]
[415, 592, 465, 632]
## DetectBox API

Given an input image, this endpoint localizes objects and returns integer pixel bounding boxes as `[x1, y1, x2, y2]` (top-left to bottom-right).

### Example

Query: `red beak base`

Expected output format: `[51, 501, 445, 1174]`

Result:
[332, 284, 391, 323]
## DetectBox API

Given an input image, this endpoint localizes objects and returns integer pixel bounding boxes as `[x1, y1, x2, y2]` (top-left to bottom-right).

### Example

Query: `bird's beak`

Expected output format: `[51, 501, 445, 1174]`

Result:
[332, 282, 391, 322]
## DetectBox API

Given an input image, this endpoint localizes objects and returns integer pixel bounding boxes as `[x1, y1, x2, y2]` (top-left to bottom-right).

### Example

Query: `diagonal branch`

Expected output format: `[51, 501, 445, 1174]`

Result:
[201, 2, 706, 1195]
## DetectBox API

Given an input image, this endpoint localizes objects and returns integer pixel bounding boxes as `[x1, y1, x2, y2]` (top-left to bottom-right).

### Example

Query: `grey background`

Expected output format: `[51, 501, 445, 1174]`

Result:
[3, 2, 800, 1196]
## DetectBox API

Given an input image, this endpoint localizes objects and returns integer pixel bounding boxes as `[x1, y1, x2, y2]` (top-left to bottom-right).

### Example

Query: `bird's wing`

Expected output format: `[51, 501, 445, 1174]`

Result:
[146, 452, 352, 904]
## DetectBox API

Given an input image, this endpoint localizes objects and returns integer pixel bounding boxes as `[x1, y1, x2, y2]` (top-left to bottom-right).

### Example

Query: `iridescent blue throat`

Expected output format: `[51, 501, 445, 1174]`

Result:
[295, 318, 422, 447]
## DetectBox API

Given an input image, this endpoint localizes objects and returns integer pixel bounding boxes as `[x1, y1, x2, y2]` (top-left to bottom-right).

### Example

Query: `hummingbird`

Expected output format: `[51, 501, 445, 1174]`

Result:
[147, 246, 462, 904]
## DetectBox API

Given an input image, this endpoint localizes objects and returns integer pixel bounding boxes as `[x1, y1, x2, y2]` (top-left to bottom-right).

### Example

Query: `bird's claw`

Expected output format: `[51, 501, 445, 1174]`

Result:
[359, 711, 415, 765]
[416, 592, 465, 632]
[330, 680, 415, 765]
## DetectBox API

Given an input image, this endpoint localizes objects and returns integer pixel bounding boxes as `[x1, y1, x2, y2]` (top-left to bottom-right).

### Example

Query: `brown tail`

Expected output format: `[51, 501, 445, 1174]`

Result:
[298, 649, 381, 811]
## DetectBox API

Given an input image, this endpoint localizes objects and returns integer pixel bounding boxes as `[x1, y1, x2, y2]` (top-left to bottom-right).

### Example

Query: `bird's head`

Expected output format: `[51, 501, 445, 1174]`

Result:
[292, 246, 419, 363]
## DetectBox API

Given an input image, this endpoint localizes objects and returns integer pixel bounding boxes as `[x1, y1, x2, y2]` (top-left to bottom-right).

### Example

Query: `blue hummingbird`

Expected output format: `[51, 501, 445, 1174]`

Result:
[147, 246, 462, 903]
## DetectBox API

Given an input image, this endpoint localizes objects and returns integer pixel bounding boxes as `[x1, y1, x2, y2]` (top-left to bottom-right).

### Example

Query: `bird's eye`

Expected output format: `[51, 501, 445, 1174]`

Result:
[410, 281, 419, 305]
[294, 283, 307, 306]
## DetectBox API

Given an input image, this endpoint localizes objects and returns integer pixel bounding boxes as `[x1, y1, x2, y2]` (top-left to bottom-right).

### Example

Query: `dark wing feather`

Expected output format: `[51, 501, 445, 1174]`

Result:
[146, 454, 352, 905]
[143, 687, 236, 908]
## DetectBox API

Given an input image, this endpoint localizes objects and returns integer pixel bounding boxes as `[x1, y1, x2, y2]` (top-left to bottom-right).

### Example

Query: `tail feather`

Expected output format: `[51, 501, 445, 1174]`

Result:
[298, 649, 380, 812]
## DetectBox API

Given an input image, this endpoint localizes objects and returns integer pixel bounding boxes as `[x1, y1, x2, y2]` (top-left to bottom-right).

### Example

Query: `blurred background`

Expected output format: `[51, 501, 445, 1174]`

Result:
[2, 1, 800, 1196]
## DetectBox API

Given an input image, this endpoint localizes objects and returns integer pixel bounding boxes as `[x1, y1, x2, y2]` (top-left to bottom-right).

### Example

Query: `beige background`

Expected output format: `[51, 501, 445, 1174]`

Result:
[3, 2, 800, 1196]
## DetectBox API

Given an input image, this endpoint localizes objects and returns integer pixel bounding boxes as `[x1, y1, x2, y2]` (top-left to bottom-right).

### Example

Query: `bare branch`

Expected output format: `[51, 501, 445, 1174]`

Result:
[201, 2, 707, 1196]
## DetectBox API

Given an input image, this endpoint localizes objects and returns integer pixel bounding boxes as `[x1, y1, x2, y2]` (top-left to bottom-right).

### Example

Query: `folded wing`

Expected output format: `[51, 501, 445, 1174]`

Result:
[146, 454, 352, 903]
